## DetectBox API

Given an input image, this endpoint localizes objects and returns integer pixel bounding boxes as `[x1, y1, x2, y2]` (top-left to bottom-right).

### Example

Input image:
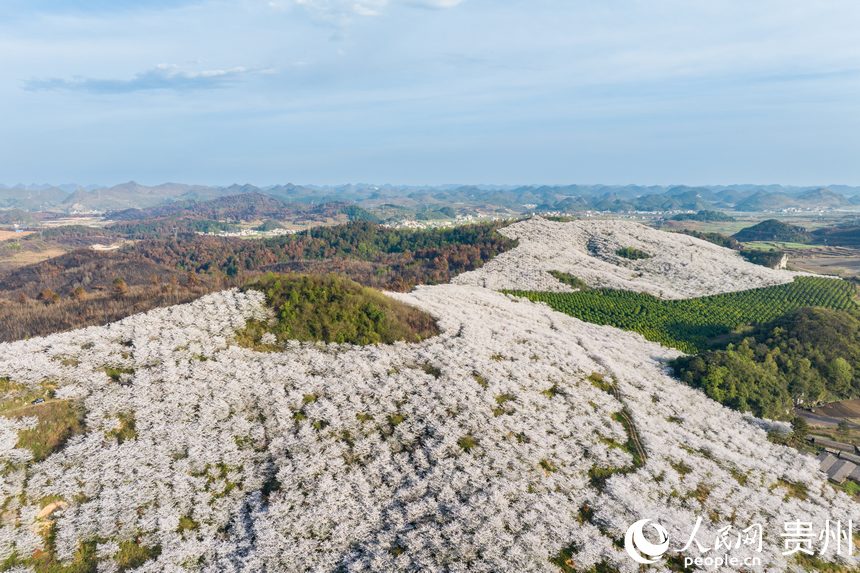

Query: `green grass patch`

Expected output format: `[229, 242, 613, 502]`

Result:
[507, 277, 855, 353]
[549, 542, 580, 573]
[15, 401, 85, 462]
[115, 539, 161, 572]
[773, 478, 808, 501]
[493, 393, 515, 416]
[744, 241, 819, 251]
[190, 462, 241, 499]
[418, 362, 442, 378]
[539, 459, 558, 474]
[102, 367, 134, 383]
[0, 382, 85, 462]
[687, 482, 712, 503]
[471, 372, 488, 388]
[107, 412, 137, 444]
[671, 460, 693, 477]
[838, 479, 860, 498]
[541, 384, 563, 399]
[794, 552, 857, 572]
[177, 515, 199, 533]
[2, 520, 99, 573]
[610, 411, 645, 467]
[587, 372, 614, 393]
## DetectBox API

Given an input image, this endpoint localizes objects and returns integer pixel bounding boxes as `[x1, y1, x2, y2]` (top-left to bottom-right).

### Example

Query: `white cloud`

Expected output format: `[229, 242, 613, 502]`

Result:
[25, 64, 261, 94]
[409, 0, 464, 8]
[269, 0, 463, 19]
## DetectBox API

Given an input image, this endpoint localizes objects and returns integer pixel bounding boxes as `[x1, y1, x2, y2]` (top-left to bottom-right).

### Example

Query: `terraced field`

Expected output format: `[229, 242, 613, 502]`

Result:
[508, 276, 856, 353]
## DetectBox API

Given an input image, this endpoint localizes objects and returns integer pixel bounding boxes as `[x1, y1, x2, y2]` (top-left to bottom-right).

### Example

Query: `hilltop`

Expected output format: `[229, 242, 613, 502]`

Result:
[454, 217, 798, 298]
[236, 273, 439, 347]
[733, 219, 812, 243]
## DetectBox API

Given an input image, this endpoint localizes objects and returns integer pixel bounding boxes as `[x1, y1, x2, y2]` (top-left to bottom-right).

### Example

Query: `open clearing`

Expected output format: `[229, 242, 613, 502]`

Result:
[1, 247, 66, 269]
[789, 249, 860, 278]
[0, 230, 32, 242]
[455, 217, 800, 298]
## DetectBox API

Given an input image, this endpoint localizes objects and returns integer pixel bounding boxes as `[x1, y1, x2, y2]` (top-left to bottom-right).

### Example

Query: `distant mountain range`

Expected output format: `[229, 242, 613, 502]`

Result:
[2, 182, 860, 214]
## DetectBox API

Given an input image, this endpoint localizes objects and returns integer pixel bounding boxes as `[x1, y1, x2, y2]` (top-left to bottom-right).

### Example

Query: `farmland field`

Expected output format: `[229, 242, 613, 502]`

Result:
[742, 240, 821, 251]
[0, 230, 33, 241]
[508, 275, 856, 352]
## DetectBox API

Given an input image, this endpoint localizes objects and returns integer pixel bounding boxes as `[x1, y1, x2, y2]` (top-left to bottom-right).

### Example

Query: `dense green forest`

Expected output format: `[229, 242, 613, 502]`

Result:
[668, 210, 736, 222]
[508, 276, 855, 353]
[673, 229, 741, 249]
[811, 225, 860, 248]
[237, 273, 438, 347]
[513, 274, 860, 420]
[673, 308, 860, 419]
[733, 219, 811, 243]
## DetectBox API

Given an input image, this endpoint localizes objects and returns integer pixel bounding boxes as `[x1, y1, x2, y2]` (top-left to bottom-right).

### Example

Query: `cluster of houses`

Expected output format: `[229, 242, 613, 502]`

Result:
[811, 435, 860, 484]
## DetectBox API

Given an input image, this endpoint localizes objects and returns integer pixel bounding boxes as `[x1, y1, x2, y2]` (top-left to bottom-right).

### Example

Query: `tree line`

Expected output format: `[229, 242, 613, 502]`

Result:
[0, 221, 516, 341]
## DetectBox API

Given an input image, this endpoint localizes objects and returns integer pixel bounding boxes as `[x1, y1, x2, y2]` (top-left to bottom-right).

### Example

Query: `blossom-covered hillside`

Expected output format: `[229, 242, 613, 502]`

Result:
[0, 282, 855, 571]
[454, 217, 799, 298]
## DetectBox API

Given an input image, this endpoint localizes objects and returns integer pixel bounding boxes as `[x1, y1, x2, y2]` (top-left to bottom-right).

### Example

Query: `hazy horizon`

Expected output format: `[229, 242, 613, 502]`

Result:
[4, 180, 860, 191]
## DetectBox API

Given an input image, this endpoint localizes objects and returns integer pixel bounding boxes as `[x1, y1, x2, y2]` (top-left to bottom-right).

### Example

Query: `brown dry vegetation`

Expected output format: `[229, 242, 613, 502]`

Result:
[0, 283, 219, 342]
[0, 221, 515, 342]
[1, 247, 67, 270]
[0, 230, 33, 241]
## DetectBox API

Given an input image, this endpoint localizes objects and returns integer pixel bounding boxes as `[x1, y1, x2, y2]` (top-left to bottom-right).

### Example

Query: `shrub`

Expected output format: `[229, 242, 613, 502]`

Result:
[108, 412, 137, 444]
[615, 247, 651, 260]
[116, 539, 161, 572]
[13, 401, 85, 462]
[457, 435, 478, 453]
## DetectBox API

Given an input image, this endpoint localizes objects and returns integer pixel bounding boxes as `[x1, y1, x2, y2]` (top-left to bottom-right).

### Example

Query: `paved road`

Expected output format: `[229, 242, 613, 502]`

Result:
[796, 408, 860, 429]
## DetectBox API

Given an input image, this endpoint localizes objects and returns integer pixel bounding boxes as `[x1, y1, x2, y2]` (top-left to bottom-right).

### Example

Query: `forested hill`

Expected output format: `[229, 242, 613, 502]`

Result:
[732, 219, 811, 243]
[0, 221, 516, 342]
[236, 273, 439, 348]
[811, 225, 860, 247]
[673, 307, 860, 419]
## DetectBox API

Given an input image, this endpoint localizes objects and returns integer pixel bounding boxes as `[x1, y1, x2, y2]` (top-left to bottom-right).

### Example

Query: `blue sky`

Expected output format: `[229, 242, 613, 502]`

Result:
[1, 0, 859, 186]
